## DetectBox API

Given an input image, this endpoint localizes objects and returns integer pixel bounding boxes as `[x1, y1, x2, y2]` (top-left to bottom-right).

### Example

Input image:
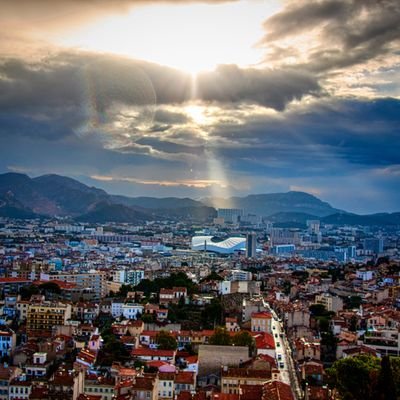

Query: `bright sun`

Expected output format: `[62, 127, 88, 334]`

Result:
[56, 1, 279, 75]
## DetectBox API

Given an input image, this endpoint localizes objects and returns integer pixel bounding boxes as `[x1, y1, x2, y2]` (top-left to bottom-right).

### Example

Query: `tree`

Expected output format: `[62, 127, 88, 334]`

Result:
[200, 271, 223, 282]
[19, 284, 40, 300]
[376, 356, 396, 400]
[389, 357, 400, 399]
[282, 280, 292, 295]
[116, 284, 135, 298]
[317, 316, 331, 332]
[209, 327, 232, 346]
[349, 315, 358, 332]
[309, 304, 328, 317]
[156, 330, 177, 350]
[345, 296, 362, 309]
[135, 272, 198, 296]
[39, 281, 61, 295]
[320, 331, 338, 363]
[201, 298, 223, 328]
[292, 270, 309, 283]
[98, 329, 130, 366]
[327, 354, 381, 400]
[140, 313, 155, 323]
[232, 331, 254, 354]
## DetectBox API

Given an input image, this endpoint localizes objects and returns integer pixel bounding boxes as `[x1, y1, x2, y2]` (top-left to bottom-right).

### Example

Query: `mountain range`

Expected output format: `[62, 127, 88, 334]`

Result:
[0, 172, 398, 226]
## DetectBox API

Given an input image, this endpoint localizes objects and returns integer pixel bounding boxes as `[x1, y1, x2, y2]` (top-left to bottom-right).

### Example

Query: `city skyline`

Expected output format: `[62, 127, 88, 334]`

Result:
[1, 0, 400, 213]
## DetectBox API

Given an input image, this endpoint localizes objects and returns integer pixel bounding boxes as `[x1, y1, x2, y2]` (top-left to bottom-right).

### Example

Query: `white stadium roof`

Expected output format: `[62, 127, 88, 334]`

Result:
[191, 235, 246, 254]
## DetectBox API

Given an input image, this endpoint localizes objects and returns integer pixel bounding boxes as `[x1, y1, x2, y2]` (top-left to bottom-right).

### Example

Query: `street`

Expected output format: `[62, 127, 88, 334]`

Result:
[270, 307, 303, 400]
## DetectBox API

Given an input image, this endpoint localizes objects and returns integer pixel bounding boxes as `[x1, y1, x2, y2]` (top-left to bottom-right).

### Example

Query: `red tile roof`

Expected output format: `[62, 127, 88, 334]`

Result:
[132, 348, 175, 357]
[0, 277, 30, 283]
[252, 332, 275, 350]
[175, 371, 195, 385]
[262, 380, 294, 400]
[251, 312, 272, 319]
[240, 384, 264, 400]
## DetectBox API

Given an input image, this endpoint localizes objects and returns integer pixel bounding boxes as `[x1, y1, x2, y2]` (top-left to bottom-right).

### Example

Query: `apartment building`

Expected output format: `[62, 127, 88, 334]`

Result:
[27, 301, 72, 337]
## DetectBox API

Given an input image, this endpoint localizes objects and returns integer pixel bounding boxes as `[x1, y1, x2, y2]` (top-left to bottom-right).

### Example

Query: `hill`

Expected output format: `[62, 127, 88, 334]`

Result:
[322, 212, 400, 226]
[202, 191, 342, 217]
[0, 173, 215, 222]
[76, 202, 149, 224]
[0, 172, 398, 225]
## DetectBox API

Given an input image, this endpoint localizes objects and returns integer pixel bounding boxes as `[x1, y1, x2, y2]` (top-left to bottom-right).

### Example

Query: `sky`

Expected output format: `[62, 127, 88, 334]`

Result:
[0, 0, 399, 214]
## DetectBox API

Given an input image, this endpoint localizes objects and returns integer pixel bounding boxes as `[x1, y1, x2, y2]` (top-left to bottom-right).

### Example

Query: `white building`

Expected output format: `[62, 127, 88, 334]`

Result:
[251, 312, 272, 333]
[0, 326, 16, 357]
[111, 300, 125, 318]
[122, 303, 144, 320]
[191, 236, 246, 254]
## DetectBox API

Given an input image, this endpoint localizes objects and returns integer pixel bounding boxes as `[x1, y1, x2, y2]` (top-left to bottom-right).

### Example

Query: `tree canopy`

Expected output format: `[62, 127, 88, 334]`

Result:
[327, 354, 382, 400]
[156, 330, 177, 350]
[201, 298, 223, 329]
[232, 331, 254, 349]
[209, 327, 232, 346]
[135, 272, 197, 296]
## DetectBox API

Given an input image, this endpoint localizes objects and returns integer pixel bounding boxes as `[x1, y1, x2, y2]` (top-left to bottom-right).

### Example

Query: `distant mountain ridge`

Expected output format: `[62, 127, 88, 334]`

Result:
[202, 191, 342, 217]
[0, 173, 215, 222]
[0, 172, 398, 226]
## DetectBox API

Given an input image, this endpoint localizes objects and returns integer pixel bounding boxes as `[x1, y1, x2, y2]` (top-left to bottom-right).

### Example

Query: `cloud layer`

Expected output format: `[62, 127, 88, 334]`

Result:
[0, 0, 399, 213]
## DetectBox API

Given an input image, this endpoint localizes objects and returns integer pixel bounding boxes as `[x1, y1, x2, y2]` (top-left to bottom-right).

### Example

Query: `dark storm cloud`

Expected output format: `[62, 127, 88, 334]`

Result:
[197, 64, 320, 111]
[261, 0, 400, 73]
[208, 98, 400, 172]
[0, 52, 321, 136]
[0, 58, 83, 112]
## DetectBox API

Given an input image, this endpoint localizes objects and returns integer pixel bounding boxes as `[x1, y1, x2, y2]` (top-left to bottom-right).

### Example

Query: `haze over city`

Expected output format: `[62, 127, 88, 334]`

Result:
[1, 0, 400, 213]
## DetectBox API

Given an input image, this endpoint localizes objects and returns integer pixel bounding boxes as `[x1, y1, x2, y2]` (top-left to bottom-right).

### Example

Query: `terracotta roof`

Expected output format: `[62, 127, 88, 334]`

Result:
[256, 354, 277, 367]
[222, 368, 271, 380]
[132, 348, 175, 357]
[30, 386, 49, 399]
[131, 376, 154, 391]
[253, 332, 275, 350]
[185, 355, 198, 364]
[0, 277, 30, 283]
[146, 360, 168, 369]
[307, 386, 330, 400]
[160, 289, 174, 295]
[240, 384, 264, 400]
[140, 330, 159, 337]
[77, 348, 97, 364]
[158, 372, 175, 380]
[302, 362, 324, 376]
[117, 368, 137, 377]
[177, 391, 193, 400]
[175, 371, 195, 385]
[10, 379, 32, 387]
[251, 312, 272, 319]
[262, 380, 294, 400]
